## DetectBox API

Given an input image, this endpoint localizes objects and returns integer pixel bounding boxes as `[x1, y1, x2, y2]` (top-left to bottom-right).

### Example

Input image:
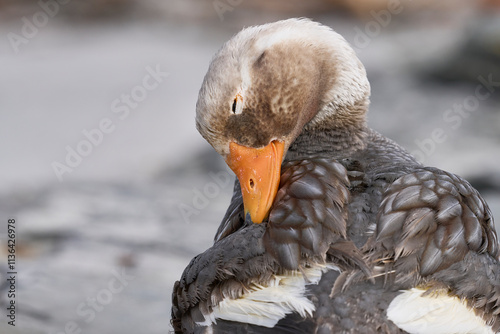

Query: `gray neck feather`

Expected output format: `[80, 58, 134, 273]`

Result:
[286, 97, 370, 161]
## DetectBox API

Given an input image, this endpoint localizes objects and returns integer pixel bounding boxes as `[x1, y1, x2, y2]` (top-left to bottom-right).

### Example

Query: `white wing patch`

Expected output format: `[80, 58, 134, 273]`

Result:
[196, 264, 338, 328]
[387, 288, 494, 334]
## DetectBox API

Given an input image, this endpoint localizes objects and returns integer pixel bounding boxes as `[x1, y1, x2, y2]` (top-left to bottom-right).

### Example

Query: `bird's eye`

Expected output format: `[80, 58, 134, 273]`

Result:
[232, 93, 243, 115]
[232, 99, 237, 113]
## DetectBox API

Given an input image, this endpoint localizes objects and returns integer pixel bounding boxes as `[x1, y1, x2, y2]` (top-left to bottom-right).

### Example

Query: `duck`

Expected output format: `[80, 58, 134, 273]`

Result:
[171, 18, 500, 334]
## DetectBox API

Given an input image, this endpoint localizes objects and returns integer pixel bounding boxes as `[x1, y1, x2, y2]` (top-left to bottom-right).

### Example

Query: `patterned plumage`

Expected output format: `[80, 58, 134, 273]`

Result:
[171, 18, 500, 333]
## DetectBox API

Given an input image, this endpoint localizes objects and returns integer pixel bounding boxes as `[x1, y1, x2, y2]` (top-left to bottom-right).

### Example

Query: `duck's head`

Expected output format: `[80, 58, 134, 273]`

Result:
[196, 18, 370, 223]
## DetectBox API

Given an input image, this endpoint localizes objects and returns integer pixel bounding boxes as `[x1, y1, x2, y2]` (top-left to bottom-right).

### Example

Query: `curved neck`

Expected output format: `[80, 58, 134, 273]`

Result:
[286, 119, 369, 161]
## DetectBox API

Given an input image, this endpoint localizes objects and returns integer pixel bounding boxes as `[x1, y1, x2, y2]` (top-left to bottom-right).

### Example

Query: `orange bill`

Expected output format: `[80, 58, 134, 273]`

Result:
[226, 140, 285, 223]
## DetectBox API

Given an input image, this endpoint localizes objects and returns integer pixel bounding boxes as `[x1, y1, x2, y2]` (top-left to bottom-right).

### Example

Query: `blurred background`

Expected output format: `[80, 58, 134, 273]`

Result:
[0, 0, 499, 333]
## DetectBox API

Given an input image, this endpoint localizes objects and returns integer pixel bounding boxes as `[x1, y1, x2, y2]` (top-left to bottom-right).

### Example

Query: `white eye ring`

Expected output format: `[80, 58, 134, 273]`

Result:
[231, 93, 244, 115]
